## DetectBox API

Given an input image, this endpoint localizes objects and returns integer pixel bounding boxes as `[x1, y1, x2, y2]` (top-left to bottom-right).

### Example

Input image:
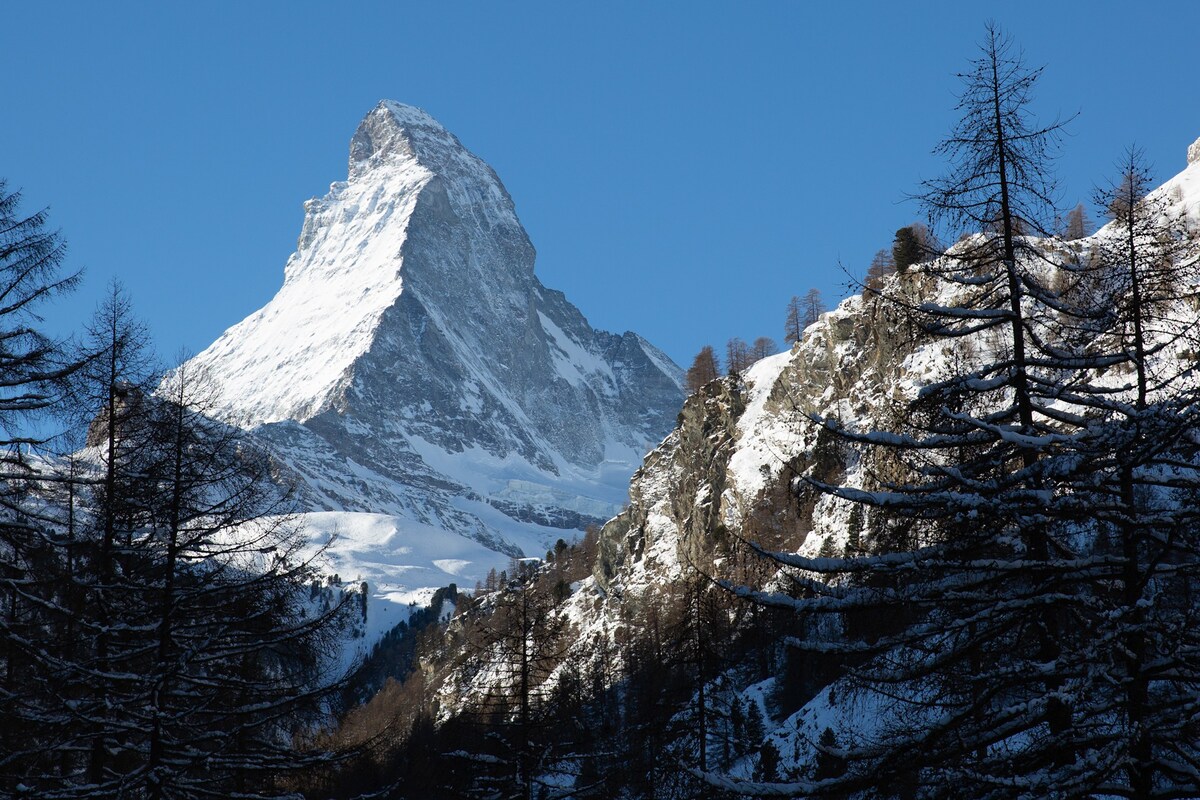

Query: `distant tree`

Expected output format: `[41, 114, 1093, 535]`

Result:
[685, 345, 720, 393]
[750, 336, 776, 362]
[1062, 202, 1093, 240]
[891, 225, 922, 272]
[813, 727, 846, 781]
[725, 337, 751, 376]
[756, 740, 781, 782]
[783, 289, 826, 344]
[784, 296, 804, 344]
[468, 576, 566, 800]
[865, 248, 895, 290]
[802, 288, 824, 329]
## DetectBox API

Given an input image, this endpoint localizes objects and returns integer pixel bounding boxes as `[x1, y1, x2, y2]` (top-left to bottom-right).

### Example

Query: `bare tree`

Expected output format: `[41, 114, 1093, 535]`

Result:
[1075, 147, 1200, 798]
[725, 337, 751, 376]
[865, 248, 895, 290]
[802, 289, 824, 329]
[1062, 202, 1093, 239]
[0, 182, 85, 792]
[734, 24, 1112, 797]
[685, 345, 720, 394]
[750, 337, 776, 362]
[784, 296, 804, 344]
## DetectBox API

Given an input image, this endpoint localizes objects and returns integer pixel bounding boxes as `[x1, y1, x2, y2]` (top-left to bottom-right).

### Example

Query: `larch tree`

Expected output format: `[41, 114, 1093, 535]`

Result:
[0, 181, 84, 794]
[801, 288, 824, 329]
[726, 23, 1130, 797]
[7, 285, 354, 799]
[134, 359, 353, 799]
[1064, 147, 1200, 797]
[865, 248, 895, 290]
[784, 296, 804, 344]
[686, 345, 721, 394]
[726, 337, 752, 377]
[751, 336, 777, 362]
[462, 564, 566, 800]
[1062, 201, 1093, 240]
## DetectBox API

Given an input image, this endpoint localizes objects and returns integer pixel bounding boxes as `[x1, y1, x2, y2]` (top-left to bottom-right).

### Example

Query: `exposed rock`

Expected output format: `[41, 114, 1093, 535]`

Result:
[182, 101, 684, 559]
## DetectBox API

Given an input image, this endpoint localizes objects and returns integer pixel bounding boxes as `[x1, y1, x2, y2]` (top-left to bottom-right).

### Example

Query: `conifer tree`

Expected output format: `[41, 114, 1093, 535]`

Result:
[891, 226, 922, 271]
[865, 248, 895, 290]
[751, 336, 777, 363]
[733, 24, 1119, 796]
[801, 288, 824, 329]
[464, 569, 566, 800]
[726, 337, 751, 376]
[686, 345, 721, 394]
[1062, 201, 1093, 239]
[784, 296, 805, 344]
[0, 182, 85, 792]
[1061, 147, 1200, 797]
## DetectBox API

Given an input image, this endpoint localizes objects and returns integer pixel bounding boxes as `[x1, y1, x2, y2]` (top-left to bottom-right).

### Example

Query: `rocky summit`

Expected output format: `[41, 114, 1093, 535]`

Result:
[183, 101, 683, 607]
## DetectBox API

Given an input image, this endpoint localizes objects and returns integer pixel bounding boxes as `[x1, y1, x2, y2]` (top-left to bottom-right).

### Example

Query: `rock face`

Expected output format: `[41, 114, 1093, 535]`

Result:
[1189, 136, 1200, 166]
[185, 101, 684, 558]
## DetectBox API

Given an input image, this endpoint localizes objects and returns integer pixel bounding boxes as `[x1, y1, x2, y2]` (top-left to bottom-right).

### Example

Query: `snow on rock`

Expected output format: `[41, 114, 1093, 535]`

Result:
[181, 101, 683, 624]
[1189, 135, 1200, 166]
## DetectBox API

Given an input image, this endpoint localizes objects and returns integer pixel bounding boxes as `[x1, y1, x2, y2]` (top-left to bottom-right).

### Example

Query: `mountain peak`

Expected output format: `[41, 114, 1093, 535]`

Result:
[348, 101, 453, 175]
[182, 101, 683, 564]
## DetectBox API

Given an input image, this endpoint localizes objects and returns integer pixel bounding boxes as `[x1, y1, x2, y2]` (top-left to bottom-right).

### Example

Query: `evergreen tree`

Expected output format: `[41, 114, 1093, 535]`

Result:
[891, 225, 922, 272]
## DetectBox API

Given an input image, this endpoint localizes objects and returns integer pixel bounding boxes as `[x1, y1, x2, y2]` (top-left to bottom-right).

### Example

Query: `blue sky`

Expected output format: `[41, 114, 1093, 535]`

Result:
[3, 2, 1199, 370]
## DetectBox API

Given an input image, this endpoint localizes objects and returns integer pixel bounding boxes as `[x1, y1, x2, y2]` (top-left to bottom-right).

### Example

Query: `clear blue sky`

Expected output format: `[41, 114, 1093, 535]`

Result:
[3, 2, 1199, 370]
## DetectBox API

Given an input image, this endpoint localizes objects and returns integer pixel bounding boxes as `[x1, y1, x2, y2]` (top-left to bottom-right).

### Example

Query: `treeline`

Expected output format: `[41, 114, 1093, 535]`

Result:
[0, 183, 352, 798]
[683, 220, 938, 395]
[306, 523, 813, 800]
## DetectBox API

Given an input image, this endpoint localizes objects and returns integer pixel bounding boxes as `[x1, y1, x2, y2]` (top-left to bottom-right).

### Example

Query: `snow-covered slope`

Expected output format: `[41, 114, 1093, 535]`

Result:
[439, 138, 1200, 786]
[183, 101, 683, 618]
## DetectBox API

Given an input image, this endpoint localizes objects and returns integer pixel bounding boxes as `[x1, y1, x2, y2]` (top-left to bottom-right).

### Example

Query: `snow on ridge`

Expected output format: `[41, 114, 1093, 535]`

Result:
[187, 101, 523, 426]
[726, 349, 805, 503]
[187, 156, 429, 424]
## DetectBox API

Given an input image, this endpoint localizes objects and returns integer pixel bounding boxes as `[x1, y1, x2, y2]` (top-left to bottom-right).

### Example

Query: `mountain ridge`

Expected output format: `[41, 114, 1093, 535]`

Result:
[181, 100, 684, 626]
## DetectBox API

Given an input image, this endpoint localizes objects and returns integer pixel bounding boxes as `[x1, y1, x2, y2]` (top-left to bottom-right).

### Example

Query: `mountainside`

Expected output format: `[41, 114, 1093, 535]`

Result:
[327, 138, 1200, 795]
[183, 101, 683, 617]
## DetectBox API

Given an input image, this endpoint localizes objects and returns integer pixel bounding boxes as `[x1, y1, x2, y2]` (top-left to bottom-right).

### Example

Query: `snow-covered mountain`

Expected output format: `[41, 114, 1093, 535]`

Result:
[400, 138, 1200, 786]
[184, 101, 683, 617]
